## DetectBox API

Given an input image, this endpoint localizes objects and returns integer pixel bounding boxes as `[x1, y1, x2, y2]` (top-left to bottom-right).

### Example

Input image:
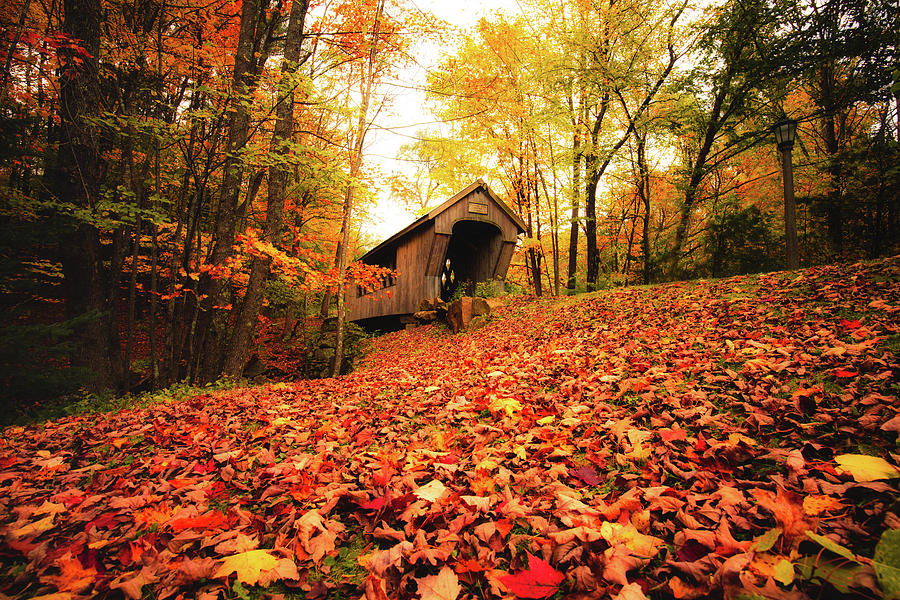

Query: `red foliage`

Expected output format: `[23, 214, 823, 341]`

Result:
[0, 258, 898, 599]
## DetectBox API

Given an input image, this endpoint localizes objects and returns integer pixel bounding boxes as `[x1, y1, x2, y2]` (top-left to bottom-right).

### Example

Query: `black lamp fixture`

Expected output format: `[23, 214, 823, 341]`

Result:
[774, 117, 800, 269]
[774, 118, 798, 151]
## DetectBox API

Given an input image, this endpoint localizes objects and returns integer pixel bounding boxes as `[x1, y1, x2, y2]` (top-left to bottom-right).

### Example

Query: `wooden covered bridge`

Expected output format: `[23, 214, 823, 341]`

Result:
[347, 180, 526, 326]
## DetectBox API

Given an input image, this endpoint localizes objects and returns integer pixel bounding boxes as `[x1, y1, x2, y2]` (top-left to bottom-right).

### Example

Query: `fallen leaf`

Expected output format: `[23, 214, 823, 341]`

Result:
[802, 495, 843, 516]
[414, 480, 448, 502]
[773, 559, 794, 585]
[614, 582, 648, 600]
[603, 544, 643, 585]
[416, 565, 461, 600]
[213, 549, 280, 585]
[40, 554, 97, 592]
[835, 454, 900, 482]
[9, 515, 55, 539]
[500, 554, 564, 598]
[873, 529, 900, 600]
[110, 567, 158, 599]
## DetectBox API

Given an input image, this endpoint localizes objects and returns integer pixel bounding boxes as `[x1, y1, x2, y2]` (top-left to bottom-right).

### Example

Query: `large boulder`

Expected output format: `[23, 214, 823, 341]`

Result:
[446, 296, 501, 333]
[417, 297, 443, 311]
[414, 310, 439, 323]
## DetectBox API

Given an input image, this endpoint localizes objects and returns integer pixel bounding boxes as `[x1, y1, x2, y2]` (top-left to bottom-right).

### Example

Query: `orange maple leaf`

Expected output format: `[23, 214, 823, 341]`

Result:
[802, 495, 844, 516]
[751, 487, 812, 539]
[41, 553, 97, 592]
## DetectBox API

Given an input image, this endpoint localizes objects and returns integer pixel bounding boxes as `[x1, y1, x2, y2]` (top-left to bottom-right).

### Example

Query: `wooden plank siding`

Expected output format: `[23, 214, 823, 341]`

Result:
[346, 181, 525, 322]
[433, 188, 520, 243]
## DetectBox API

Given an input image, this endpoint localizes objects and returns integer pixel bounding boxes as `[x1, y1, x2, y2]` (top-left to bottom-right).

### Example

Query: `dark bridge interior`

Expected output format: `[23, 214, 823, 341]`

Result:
[440, 220, 503, 301]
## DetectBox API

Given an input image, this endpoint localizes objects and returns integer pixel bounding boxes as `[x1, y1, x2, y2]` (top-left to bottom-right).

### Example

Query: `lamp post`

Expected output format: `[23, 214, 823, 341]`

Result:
[775, 118, 800, 270]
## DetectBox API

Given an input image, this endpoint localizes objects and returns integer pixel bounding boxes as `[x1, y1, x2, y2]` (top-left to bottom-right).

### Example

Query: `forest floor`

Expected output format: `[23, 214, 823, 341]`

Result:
[1, 258, 899, 600]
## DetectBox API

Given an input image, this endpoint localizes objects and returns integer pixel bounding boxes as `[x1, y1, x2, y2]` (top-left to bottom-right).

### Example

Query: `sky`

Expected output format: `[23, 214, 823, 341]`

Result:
[359, 0, 525, 244]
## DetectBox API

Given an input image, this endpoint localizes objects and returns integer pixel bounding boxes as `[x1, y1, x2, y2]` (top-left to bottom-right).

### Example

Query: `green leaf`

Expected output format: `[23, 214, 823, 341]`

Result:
[795, 556, 861, 594]
[805, 532, 858, 562]
[874, 529, 900, 600]
[232, 580, 251, 600]
[773, 559, 794, 585]
[755, 527, 782, 552]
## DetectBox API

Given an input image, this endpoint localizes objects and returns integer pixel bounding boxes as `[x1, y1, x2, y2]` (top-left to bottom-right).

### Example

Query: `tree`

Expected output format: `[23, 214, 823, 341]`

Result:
[665, 0, 779, 278]
[50, 0, 123, 393]
[222, 0, 310, 379]
[781, 0, 899, 256]
[196, 0, 283, 383]
[573, 0, 686, 289]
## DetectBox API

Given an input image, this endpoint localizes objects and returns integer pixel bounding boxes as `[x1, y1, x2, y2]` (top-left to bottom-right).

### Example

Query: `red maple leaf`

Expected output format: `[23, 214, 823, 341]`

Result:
[169, 511, 227, 532]
[500, 554, 564, 599]
[834, 368, 858, 378]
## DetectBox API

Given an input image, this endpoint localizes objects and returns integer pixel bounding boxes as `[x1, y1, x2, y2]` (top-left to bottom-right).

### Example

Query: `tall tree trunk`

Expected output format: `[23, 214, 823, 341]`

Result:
[197, 0, 266, 383]
[667, 75, 729, 279]
[584, 154, 600, 290]
[332, 0, 382, 378]
[1, 0, 32, 105]
[52, 0, 122, 393]
[636, 134, 652, 284]
[223, 0, 309, 379]
[583, 91, 608, 292]
[566, 94, 582, 293]
[821, 61, 842, 255]
[537, 154, 560, 296]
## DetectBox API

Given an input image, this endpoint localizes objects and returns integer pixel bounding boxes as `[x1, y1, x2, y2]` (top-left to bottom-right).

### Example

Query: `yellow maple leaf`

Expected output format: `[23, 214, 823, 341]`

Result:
[213, 549, 279, 585]
[489, 395, 522, 416]
[600, 521, 662, 557]
[10, 515, 54, 539]
[835, 454, 900, 482]
[625, 429, 652, 461]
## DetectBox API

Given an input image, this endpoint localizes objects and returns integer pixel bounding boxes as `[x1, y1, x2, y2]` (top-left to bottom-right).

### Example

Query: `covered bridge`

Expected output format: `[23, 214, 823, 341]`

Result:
[347, 180, 526, 325]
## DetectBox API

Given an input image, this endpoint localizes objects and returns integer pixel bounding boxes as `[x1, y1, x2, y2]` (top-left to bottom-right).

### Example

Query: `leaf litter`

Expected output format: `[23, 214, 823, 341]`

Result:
[1, 258, 899, 599]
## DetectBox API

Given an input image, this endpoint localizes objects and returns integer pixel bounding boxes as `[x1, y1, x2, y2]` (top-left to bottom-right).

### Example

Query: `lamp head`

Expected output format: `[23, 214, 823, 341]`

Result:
[774, 118, 798, 150]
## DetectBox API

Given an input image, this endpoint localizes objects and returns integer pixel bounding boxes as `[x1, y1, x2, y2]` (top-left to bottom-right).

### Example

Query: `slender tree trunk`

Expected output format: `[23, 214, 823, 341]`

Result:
[332, 0, 382, 378]
[223, 0, 309, 379]
[537, 154, 560, 296]
[530, 158, 543, 296]
[821, 62, 842, 255]
[52, 0, 122, 393]
[149, 221, 159, 387]
[585, 152, 600, 290]
[1, 0, 32, 105]
[637, 135, 652, 284]
[197, 0, 266, 383]
[624, 199, 638, 278]
[566, 104, 581, 293]
[668, 79, 728, 279]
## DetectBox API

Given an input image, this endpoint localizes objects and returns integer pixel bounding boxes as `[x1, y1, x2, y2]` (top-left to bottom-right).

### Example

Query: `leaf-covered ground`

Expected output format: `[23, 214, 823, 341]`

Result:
[2, 259, 899, 600]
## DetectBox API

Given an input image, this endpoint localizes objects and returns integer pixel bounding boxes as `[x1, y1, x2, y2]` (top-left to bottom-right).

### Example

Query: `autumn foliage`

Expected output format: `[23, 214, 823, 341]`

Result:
[1, 257, 899, 599]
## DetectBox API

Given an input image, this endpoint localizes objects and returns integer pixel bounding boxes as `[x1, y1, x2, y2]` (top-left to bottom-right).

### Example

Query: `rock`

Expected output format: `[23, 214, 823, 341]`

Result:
[446, 296, 497, 333]
[417, 297, 444, 311]
[468, 315, 488, 331]
[445, 297, 470, 333]
[414, 310, 438, 322]
[485, 297, 505, 312]
[472, 297, 490, 317]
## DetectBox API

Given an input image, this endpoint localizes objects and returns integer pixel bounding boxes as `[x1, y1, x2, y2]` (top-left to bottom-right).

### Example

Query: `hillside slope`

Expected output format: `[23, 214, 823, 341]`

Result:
[1, 259, 899, 599]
